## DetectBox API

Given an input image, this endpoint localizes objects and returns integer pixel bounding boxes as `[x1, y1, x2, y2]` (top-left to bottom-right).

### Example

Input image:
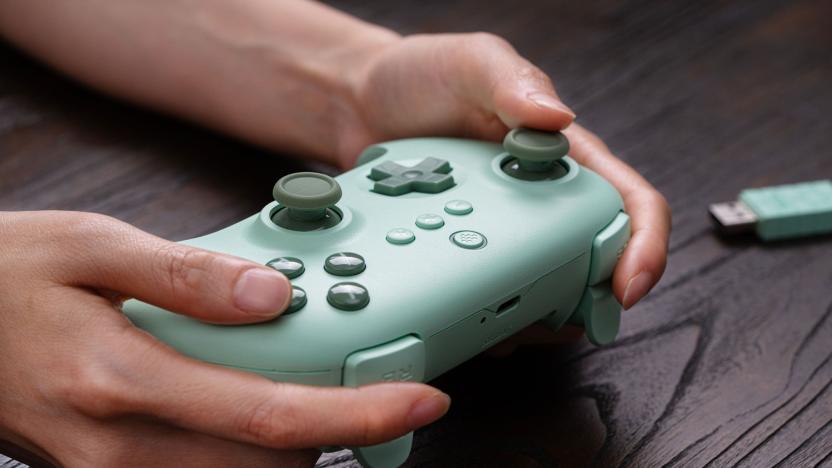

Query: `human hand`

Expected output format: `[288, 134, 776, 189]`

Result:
[0, 211, 450, 467]
[339, 33, 670, 312]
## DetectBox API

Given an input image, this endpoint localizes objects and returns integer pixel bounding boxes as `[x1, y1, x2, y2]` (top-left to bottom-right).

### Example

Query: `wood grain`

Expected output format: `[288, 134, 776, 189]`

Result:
[2, 0, 831, 466]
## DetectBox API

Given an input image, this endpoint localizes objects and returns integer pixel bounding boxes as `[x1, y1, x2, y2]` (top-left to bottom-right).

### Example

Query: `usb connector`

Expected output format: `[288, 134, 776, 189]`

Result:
[709, 200, 758, 235]
[710, 180, 832, 240]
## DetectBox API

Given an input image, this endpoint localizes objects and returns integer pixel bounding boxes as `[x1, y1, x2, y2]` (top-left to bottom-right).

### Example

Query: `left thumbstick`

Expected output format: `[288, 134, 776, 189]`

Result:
[272, 172, 342, 231]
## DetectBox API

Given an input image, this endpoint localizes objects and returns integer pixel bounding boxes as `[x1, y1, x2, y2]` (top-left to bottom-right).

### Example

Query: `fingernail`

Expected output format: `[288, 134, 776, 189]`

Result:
[527, 92, 576, 119]
[622, 271, 654, 310]
[233, 268, 291, 317]
[408, 392, 451, 428]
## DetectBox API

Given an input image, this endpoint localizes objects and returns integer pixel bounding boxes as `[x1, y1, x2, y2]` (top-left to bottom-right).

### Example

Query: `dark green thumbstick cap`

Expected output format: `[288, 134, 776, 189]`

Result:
[501, 128, 570, 180]
[272, 172, 343, 231]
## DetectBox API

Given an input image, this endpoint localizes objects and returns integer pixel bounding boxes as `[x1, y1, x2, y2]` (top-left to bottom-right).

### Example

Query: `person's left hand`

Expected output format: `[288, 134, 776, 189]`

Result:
[334, 33, 671, 348]
[334, 33, 575, 163]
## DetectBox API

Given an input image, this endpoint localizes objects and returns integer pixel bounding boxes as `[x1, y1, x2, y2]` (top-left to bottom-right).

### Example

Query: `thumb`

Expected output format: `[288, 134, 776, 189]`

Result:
[57, 213, 292, 323]
[452, 34, 576, 131]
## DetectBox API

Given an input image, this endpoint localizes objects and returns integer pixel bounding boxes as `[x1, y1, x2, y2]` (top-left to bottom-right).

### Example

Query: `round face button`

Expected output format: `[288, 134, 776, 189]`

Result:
[444, 200, 473, 216]
[386, 228, 415, 245]
[324, 252, 366, 276]
[415, 213, 445, 230]
[284, 286, 307, 314]
[451, 230, 486, 249]
[266, 257, 305, 279]
[327, 282, 370, 311]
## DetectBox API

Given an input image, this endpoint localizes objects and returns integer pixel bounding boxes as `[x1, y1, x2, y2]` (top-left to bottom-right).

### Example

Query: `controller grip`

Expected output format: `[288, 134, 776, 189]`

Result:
[540, 212, 629, 344]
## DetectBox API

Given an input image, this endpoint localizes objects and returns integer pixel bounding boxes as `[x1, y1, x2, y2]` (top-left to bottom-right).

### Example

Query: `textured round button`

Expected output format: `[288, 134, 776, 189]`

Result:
[386, 228, 415, 245]
[503, 128, 569, 162]
[324, 252, 366, 276]
[444, 200, 473, 216]
[273, 172, 342, 210]
[284, 286, 307, 314]
[415, 213, 445, 230]
[451, 230, 486, 249]
[266, 257, 305, 279]
[327, 282, 370, 311]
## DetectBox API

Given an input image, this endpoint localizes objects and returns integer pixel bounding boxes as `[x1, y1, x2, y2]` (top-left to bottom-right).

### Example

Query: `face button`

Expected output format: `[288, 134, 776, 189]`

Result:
[324, 252, 366, 276]
[284, 286, 307, 314]
[444, 200, 473, 216]
[451, 230, 486, 249]
[327, 282, 370, 311]
[368, 157, 455, 196]
[386, 228, 416, 245]
[415, 213, 445, 230]
[266, 257, 305, 279]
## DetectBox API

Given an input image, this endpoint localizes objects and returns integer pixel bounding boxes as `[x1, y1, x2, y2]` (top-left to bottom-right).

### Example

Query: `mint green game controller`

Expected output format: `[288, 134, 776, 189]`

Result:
[122, 128, 630, 468]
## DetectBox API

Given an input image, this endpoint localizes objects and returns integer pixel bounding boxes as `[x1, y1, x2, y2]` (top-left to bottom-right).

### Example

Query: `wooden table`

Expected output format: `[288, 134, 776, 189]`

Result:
[2, 0, 831, 466]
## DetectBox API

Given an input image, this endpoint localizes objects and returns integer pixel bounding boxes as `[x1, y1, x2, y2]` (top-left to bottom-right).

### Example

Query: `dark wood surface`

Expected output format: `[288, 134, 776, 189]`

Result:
[2, 0, 831, 466]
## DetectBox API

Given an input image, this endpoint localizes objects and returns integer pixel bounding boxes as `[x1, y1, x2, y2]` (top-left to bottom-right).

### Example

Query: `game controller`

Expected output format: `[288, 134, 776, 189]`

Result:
[122, 128, 630, 468]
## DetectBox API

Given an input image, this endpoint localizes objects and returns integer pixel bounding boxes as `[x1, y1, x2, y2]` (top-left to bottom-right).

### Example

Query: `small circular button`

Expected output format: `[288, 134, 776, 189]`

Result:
[415, 213, 445, 230]
[451, 230, 486, 249]
[444, 200, 473, 216]
[266, 257, 305, 279]
[284, 286, 307, 314]
[327, 282, 370, 311]
[386, 228, 415, 245]
[324, 252, 366, 276]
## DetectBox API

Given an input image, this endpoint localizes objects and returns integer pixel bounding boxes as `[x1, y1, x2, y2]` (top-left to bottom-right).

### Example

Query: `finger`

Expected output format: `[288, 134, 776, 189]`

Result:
[79, 326, 451, 449]
[97, 419, 320, 468]
[446, 33, 576, 133]
[562, 125, 671, 309]
[51, 212, 291, 323]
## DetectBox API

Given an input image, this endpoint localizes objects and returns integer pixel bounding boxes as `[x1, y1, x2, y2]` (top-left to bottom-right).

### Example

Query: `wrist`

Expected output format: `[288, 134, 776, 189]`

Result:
[328, 26, 403, 168]
[330, 25, 403, 101]
[194, 5, 401, 168]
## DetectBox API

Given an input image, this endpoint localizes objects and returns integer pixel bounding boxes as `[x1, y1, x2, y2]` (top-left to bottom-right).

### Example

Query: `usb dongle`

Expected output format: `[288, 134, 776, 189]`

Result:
[710, 180, 832, 240]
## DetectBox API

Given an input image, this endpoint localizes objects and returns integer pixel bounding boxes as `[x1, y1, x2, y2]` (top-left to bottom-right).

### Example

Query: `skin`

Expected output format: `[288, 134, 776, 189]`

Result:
[0, 0, 670, 466]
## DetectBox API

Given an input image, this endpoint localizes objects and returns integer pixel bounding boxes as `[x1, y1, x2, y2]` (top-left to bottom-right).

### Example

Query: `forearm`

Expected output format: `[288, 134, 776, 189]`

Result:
[0, 0, 399, 165]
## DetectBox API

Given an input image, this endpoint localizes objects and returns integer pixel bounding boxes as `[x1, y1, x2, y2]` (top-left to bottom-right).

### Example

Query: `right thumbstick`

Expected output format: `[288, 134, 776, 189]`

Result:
[501, 128, 570, 181]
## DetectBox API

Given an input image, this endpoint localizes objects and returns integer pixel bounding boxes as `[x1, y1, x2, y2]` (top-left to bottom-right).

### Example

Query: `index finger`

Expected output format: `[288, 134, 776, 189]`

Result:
[78, 323, 450, 449]
[563, 124, 671, 308]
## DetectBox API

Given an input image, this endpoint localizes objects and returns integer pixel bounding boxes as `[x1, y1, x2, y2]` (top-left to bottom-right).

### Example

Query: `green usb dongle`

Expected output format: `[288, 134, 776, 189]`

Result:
[709, 180, 832, 240]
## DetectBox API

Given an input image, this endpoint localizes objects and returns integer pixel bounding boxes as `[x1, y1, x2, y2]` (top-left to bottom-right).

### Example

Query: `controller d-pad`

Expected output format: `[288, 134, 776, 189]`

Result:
[368, 157, 455, 196]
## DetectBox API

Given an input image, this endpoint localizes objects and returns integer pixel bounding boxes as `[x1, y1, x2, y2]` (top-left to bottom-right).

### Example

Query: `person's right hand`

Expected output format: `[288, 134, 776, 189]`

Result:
[0, 211, 450, 467]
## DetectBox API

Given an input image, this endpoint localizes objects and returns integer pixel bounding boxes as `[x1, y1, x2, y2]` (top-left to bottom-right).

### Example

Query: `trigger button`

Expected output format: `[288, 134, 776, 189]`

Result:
[343, 335, 425, 387]
[587, 212, 630, 285]
[569, 283, 621, 346]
